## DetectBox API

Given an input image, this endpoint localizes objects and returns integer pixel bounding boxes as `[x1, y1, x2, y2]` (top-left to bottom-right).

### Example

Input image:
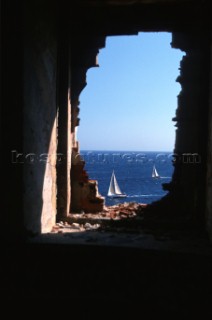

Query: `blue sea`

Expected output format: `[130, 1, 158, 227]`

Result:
[80, 151, 174, 206]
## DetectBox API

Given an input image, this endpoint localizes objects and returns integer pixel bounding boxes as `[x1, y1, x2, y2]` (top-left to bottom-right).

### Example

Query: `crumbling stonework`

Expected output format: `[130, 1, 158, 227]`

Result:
[71, 146, 104, 213]
[69, 35, 106, 214]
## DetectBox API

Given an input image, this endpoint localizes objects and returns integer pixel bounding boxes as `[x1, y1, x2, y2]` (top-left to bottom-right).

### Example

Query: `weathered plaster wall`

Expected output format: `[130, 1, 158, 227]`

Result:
[23, 1, 57, 233]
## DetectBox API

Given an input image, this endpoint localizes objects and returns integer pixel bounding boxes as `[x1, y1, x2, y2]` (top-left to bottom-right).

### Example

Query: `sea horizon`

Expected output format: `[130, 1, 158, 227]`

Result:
[80, 149, 173, 153]
[80, 150, 174, 205]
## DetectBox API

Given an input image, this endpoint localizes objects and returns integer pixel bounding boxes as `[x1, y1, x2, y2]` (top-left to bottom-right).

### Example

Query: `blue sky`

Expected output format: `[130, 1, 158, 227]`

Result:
[77, 32, 184, 152]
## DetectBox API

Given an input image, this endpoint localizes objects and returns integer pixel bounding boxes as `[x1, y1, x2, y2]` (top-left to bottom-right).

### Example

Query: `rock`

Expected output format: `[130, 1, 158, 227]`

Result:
[57, 222, 65, 228]
[110, 211, 117, 219]
[84, 222, 93, 229]
[71, 223, 81, 229]
[119, 210, 130, 216]
[84, 222, 100, 230]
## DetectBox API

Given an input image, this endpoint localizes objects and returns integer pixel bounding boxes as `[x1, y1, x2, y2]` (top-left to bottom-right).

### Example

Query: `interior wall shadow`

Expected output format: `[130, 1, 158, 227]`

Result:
[22, 0, 58, 234]
[1, 0, 24, 240]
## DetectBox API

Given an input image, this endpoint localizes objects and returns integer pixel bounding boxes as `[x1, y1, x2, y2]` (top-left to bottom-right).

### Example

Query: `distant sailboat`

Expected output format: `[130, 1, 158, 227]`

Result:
[107, 170, 126, 198]
[152, 165, 160, 178]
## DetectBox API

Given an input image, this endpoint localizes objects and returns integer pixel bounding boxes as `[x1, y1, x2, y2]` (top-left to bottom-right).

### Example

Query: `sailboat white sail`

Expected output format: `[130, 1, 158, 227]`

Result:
[152, 165, 160, 178]
[107, 171, 126, 198]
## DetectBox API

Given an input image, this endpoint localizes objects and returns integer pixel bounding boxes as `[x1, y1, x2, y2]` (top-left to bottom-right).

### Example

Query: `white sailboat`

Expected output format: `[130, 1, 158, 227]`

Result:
[152, 165, 160, 178]
[107, 170, 126, 198]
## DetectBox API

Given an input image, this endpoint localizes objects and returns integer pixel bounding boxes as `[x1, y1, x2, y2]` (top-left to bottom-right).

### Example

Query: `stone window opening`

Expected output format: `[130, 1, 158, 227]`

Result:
[51, 30, 210, 242]
[3, 2, 212, 314]
[67, 31, 181, 220]
[17, 1, 212, 245]
[76, 32, 183, 207]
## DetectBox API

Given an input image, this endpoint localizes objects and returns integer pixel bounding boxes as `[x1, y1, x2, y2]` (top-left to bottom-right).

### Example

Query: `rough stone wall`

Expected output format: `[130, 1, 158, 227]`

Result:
[56, 19, 72, 221]
[70, 35, 106, 214]
[71, 146, 104, 213]
[23, 1, 57, 233]
[162, 31, 210, 222]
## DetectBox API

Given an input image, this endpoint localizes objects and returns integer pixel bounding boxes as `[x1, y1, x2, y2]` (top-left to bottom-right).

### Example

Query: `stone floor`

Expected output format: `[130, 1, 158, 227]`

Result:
[28, 202, 212, 256]
[6, 202, 212, 318]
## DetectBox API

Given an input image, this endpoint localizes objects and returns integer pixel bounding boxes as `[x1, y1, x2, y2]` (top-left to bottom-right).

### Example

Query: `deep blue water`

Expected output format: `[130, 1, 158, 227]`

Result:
[80, 151, 174, 206]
